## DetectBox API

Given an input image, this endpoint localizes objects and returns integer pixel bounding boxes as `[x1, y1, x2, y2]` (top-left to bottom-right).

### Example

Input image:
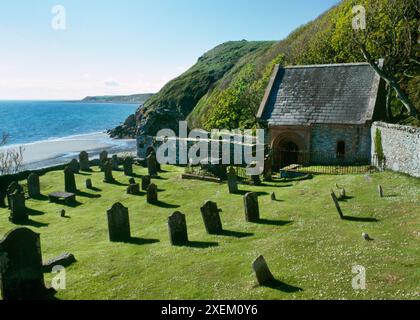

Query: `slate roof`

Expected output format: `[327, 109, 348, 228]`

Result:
[257, 63, 382, 126]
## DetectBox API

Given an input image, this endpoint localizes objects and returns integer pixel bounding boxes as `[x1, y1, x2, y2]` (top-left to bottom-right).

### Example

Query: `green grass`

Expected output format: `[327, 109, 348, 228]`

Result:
[1, 165, 419, 300]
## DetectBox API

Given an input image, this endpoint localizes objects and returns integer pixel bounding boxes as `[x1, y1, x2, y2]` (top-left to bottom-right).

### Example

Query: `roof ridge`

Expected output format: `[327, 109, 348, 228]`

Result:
[284, 62, 370, 69]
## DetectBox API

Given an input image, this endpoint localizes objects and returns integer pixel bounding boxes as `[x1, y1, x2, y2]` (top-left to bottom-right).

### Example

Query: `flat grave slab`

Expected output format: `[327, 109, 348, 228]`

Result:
[48, 192, 76, 205]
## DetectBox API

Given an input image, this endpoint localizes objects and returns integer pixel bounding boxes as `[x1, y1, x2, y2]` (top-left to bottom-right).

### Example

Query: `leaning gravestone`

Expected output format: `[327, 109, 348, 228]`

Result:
[147, 183, 158, 204]
[147, 152, 158, 177]
[244, 192, 260, 223]
[127, 182, 140, 195]
[103, 161, 115, 183]
[99, 151, 108, 171]
[141, 175, 151, 191]
[378, 185, 384, 198]
[227, 167, 238, 194]
[27, 173, 41, 198]
[68, 159, 80, 174]
[6, 182, 24, 209]
[79, 151, 90, 171]
[200, 201, 223, 235]
[168, 211, 188, 246]
[252, 255, 275, 286]
[9, 191, 28, 224]
[112, 155, 119, 170]
[0, 228, 48, 300]
[106, 203, 131, 242]
[331, 191, 344, 219]
[64, 166, 77, 193]
[123, 157, 133, 176]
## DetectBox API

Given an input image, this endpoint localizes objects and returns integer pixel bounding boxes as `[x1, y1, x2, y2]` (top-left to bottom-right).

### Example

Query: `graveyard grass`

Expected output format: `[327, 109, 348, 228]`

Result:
[0, 165, 419, 300]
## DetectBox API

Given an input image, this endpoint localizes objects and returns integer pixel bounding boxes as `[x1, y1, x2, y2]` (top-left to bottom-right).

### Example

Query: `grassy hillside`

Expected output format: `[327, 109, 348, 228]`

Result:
[115, 0, 418, 137]
[1, 166, 419, 299]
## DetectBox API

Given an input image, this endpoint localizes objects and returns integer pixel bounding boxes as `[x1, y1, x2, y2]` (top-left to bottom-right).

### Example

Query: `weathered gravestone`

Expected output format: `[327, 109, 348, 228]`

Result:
[126, 179, 140, 195]
[168, 211, 188, 246]
[244, 192, 260, 223]
[378, 185, 384, 198]
[271, 192, 276, 201]
[0, 228, 49, 300]
[112, 155, 119, 170]
[252, 255, 275, 286]
[103, 161, 115, 183]
[227, 167, 238, 194]
[6, 182, 24, 209]
[79, 151, 90, 171]
[147, 152, 158, 177]
[27, 173, 41, 198]
[141, 175, 151, 191]
[9, 192, 28, 224]
[331, 191, 344, 219]
[85, 179, 93, 189]
[99, 151, 108, 171]
[200, 201, 223, 235]
[123, 157, 133, 176]
[147, 183, 158, 204]
[64, 166, 77, 193]
[106, 203, 131, 242]
[68, 159, 80, 174]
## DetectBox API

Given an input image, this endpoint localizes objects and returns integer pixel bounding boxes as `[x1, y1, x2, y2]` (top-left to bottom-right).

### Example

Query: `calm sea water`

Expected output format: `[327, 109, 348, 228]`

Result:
[0, 101, 138, 146]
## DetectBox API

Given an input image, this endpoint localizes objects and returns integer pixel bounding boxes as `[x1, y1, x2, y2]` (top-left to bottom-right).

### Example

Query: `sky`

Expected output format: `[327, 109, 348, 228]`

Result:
[0, 0, 339, 100]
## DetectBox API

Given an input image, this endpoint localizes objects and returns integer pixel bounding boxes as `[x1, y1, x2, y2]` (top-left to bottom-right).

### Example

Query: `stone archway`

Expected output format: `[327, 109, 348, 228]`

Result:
[271, 131, 308, 170]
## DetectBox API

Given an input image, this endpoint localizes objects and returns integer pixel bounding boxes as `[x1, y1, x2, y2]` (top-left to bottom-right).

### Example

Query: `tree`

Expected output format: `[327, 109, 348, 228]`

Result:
[0, 132, 25, 176]
[352, 0, 419, 118]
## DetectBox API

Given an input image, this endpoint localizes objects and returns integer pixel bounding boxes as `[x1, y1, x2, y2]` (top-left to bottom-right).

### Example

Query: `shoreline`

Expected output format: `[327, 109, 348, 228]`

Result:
[0, 132, 137, 171]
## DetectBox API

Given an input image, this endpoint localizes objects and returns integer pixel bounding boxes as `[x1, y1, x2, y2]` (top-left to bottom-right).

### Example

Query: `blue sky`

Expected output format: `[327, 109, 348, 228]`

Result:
[0, 0, 339, 100]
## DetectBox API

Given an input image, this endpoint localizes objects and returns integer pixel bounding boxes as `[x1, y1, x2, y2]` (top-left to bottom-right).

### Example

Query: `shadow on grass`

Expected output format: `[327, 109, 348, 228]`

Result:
[76, 191, 101, 199]
[105, 180, 128, 187]
[26, 207, 46, 216]
[343, 216, 379, 223]
[76, 172, 92, 176]
[15, 219, 49, 228]
[234, 190, 269, 196]
[150, 200, 180, 209]
[254, 219, 293, 227]
[263, 279, 304, 293]
[182, 241, 219, 249]
[30, 194, 49, 201]
[338, 196, 355, 202]
[220, 229, 254, 238]
[65, 200, 83, 208]
[152, 176, 168, 181]
[125, 237, 160, 246]
[87, 187, 102, 192]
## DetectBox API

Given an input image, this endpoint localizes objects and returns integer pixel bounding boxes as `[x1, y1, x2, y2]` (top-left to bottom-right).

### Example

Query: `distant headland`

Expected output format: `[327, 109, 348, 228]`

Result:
[81, 93, 154, 104]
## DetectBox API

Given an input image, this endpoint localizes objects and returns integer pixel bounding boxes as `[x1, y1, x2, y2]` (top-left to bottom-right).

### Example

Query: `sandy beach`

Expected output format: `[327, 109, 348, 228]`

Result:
[0, 132, 137, 170]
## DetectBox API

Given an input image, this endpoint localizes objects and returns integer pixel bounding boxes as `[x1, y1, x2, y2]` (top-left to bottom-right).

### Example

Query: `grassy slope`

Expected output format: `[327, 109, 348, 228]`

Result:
[0, 166, 419, 300]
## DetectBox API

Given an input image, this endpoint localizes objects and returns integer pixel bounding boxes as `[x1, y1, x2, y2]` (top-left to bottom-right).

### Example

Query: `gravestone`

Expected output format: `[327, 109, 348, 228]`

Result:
[127, 183, 140, 195]
[27, 173, 41, 198]
[338, 188, 346, 200]
[250, 174, 262, 186]
[378, 185, 384, 198]
[6, 182, 24, 209]
[60, 209, 66, 217]
[99, 151, 108, 171]
[112, 155, 119, 170]
[147, 152, 158, 177]
[106, 203, 131, 242]
[0, 228, 48, 300]
[79, 151, 90, 171]
[244, 192, 260, 223]
[200, 201, 223, 235]
[103, 161, 115, 183]
[64, 166, 77, 193]
[147, 183, 158, 204]
[129, 178, 136, 185]
[252, 255, 275, 286]
[123, 157, 133, 176]
[168, 211, 188, 246]
[68, 159, 80, 174]
[271, 192, 276, 201]
[331, 191, 344, 219]
[85, 179, 93, 189]
[141, 175, 151, 191]
[9, 192, 28, 224]
[227, 167, 238, 194]
[0, 191, 5, 208]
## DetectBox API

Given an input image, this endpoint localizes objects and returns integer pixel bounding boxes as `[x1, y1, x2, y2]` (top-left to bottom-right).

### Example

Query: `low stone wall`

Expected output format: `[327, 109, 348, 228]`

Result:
[372, 122, 420, 178]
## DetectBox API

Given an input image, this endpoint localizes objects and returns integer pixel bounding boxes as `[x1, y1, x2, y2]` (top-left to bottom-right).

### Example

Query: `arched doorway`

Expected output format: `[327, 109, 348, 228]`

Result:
[280, 141, 300, 168]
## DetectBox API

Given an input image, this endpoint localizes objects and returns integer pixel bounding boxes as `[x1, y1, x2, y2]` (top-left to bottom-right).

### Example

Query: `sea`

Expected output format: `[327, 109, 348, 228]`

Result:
[0, 101, 139, 170]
